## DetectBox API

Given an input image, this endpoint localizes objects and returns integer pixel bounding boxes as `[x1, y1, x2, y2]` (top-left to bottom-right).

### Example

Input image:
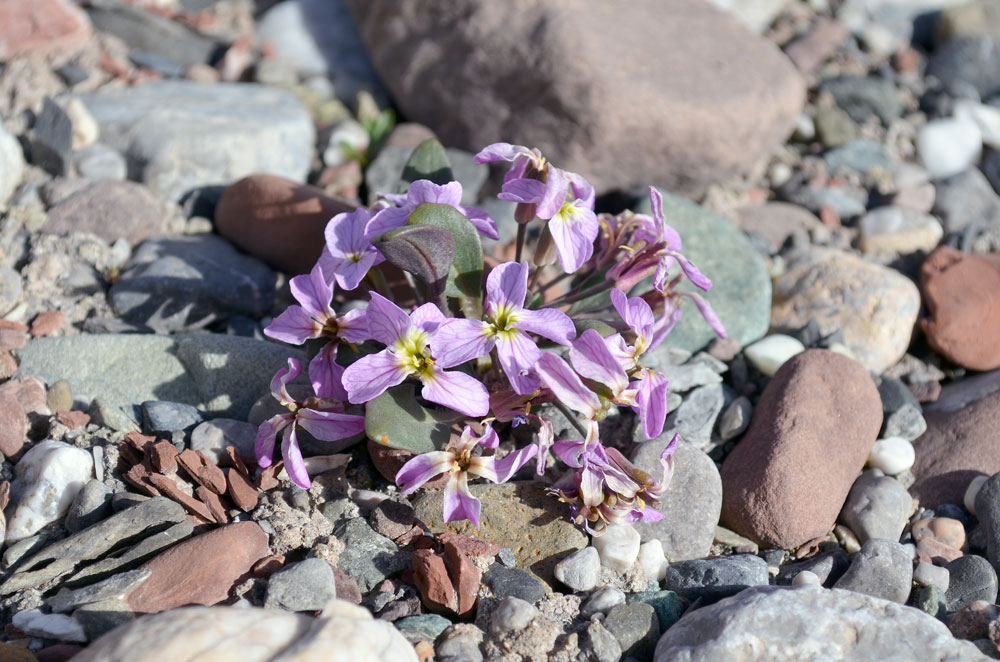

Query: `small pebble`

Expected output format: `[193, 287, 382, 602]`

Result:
[834, 525, 861, 554]
[917, 117, 982, 180]
[792, 570, 821, 586]
[966, 475, 989, 515]
[913, 561, 950, 593]
[554, 546, 600, 592]
[743, 334, 805, 376]
[718, 396, 752, 441]
[581, 587, 626, 617]
[490, 596, 537, 635]
[592, 524, 641, 574]
[868, 437, 915, 475]
[637, 539, 668, 583]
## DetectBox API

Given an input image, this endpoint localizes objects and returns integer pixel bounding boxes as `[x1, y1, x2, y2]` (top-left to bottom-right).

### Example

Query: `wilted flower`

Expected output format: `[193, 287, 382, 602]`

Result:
[367, 179, 499, 240]
[476, 143, 567, 223]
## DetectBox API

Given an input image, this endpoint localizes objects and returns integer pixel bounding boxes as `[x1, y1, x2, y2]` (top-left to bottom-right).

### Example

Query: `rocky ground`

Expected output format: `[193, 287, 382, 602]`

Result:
[1, 0, 1000, 660]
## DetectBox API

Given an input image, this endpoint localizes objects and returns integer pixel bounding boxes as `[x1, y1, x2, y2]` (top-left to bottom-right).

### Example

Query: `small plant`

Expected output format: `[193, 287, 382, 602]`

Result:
[257, 139, 725, 535]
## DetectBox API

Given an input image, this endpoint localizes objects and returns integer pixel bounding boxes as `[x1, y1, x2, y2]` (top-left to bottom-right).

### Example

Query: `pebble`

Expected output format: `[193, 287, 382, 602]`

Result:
[917, 117, 982, 180]
[603, 602, 660, 660]
[833, 539, 913, 603]
[967, 475, 989, 515]
[814, 104, 858, 148]
[188, 419, 257, 466]
[47, 568, 151, 614]
[0, 122, 25, 206]
[32, 98, 73, 176]
[926, 36, 1000, 100]
[974, 473, 1000, 574]
[436, 625, 484, 662]
[955, 100, 1000, 149]
[664, 554, 768, 603]
[64, 479, 110, 534]
[631, 439, 722, 561]
[945, 555, 999, 612]
[637, 540, 668, 583]
[11, 609, 86, 643]
[7, 440, 93, 544]
[858, 206, 943, 254]
[46, 379, 72, 414]
[721, 350, 882, 548]
[643, 382, 725, 451]
[770, 248, 920, 373]
[717, 395, 752, 441]
[0, 266, 24, 317]
[735, 202, 821, 252]
[823, 139, 893, 174]
[839, 470, 912, 544]
[911, 584, 948, 620]
[776, 550, 850, 587]
[581, 587, 626, 617]
[0, 392, 27, 458]
[834, 525, 861, 554]
[627, 589, 684, 632]
[140, 401, 205, 437]
[932, 167, 1000, 234]
[72, 143, 127, 181]
[482, 566, 546, 604]
[553, 546, 600, 592]
[818, 75, 902, 124]
[912, 517, 966, 551]
[490, 597, 537, 635]
[743, 334, 805, 376]
[332, 518, 408, 594]
[792, 570, 821, 586]
[395, 614, 452, 644]
[592, 524, 641, 574]
[76, 82, 314, 202]
[949, 600, 998, 641]
[265, 558, 338, 612]
[369, 499, 416, 542]
[585, 620, 621, 662]
[913, 562, 950, 593]
[868, 437, 915, 475]
[653, 585, 987, 662]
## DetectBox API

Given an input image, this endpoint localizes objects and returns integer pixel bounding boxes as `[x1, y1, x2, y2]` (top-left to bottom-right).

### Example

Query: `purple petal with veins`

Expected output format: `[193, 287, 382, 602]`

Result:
[536, 166, 567, 220]
[432, 319, 493, 368]
[495, 330, 542, 395]
[682, 290, 727, 339]
[420, 367, 490, 416]
[411, 302, 446, 335]
[670, 252, 713, 291]
[498, 178, 546, 204]
[396, 450, 455, 494]
[309, 343, 347, 400]
[534, 352, 601, 418]
[342, 349, 410, 404]
[516, 307, 576, 346]
[635, 370, 669, 440]
[365, 205, 411, 239]
[611, 289, 654, 347]
[270, 358, 302, 403]
[486, 261, 528, 312]
[296, 408, 366, 443]
[489, 444, 538, 483]
[336, 307, 370, 344]
[281, 425, 311, 489]
[408, 179, 463, 206]
[365, 292, 411, 346]
[264, 306, 319, 345]
[254, 414, 289, 469]
[474, 142, 531, 164]
[551, 439, 586, 468]
[462, 205, 499, 240]
[290, 262, 334, 319]
[332, 250, 379, 292]
[549, 204, 598, 273]
[569, 329, 629, 396]
[443, 472, 482, 528]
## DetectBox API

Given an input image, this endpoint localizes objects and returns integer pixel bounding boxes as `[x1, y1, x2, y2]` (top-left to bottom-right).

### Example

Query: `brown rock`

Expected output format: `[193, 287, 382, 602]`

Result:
[442, 543, 480, 618]
[148, 440, 179, 474]
[0, 0, 91, 60]
[30, 311, 66, 338]
[0, 349, 15, 380]
[370, 499, 416, 541]
[195, 486, 230, 524]
[55, 410, 89, 430]
[949, 600, 998, 640]
[911, 517, 966, 551]
[438, 531, 500, 559]
[252, 555, 284, 578]
[0, 393, 27, 458]
[735, 202, 821, 252]
[226, 467, 259, 512]
[124, 463, 160, 497]
[147, 473, 214, 522]
[333, 566, 363, 605]
[177, 449, 226, 494]
[917, 537, 963, 565]
[214, 174, 356, 275]
[126, 521, 269, 614]
[44, 180, 167, 245]
[36, 643, 82, 662]
[720, 350, 882, 548]
[920, 246, 1000, 370]
[784, 18, 849, 74]
[258, 462, 282, 491]
[411, 549, 456, 614]
[346, 0, 805, 196]
[0, 328, 26, 350]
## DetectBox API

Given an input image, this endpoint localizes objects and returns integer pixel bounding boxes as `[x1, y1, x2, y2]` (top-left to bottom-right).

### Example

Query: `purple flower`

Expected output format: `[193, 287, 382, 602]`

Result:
[264, 262, 368, 400]
[341, 293, 490, 417]
[396, 425, 537, 528]
[367, 179, 499, 241]
[317, 207, 383, 292]
[476, 143, 568, 222]
[255, 358, 366, 490]
[433, 261, 576, 395]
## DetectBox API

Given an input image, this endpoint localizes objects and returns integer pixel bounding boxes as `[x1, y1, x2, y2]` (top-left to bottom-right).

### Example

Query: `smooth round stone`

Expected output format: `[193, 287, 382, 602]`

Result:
[792, 570, 821, 586]
[592, 524, 641, 574]
[638, 540, 668, 583]
[833, 539, 912, 603]
[73, 143, 127, 181]
[945, 555, 998, 612]
[911, 517, 966, 551]
[553, 546, 600, 592]
[743, 334, 805, 377]
[718, 396, 752, 441]
[868, 437, 915, 475]
[858, 206, 943, 255]
[913, 561, 950, 593]
[580, 587, 626, 617]
[490, 597, 537, 635]
[966, 475, 989, 515]
[665, 555, 768, 603]
[839, 470, 911, 544]
[917, 117, 982, 180]
[7, 440, 93, 543]
[955, 100, 1000, 149]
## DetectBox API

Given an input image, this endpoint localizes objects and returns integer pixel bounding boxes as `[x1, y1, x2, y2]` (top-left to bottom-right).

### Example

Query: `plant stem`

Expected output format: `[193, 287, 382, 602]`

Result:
[547, 279, 614, 307]
[367, 269, 392, 298]
[514, 223, 527, 263]
[553, 401, 589, 438]
[401, 270, 424, 305]
[535, 272, 570, 296]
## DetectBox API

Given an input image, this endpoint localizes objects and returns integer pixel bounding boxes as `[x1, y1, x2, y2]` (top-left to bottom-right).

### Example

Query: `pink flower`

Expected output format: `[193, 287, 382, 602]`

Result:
[255, 358, 366, 490]
[317, 207, 383, 291]
[367, 179, 499, 241]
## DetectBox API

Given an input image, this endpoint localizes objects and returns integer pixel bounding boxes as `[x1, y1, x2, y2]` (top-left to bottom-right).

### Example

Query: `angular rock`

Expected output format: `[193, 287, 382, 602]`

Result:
[553, 546, 599, 592]
[189, 419, 257, 466]
[333, 518, 409, 593]
[265, 558, 338, 612]
[44, 180, 166, 245]
[721, 350, 882, 548]
[482, 565, 546, 604]
[47, 568, 151, 613]
[833, 538, 913, 603]
[932, 167, 1000, 235]
[653, 585, 988, 662]
[0, 391, 27, 458]
[7, 440, 93, 544]
[65, 479, 111, 534]
[664, 554, 768, 603]
[858, 206, 943, 254]
[770, 248, 920, 373]
[603, 602, 660, 660]
[75, 82, 314, 202]
[818, 76, 902, 124]
[346, 0, 804, 196]
[839, 470, 912, 544]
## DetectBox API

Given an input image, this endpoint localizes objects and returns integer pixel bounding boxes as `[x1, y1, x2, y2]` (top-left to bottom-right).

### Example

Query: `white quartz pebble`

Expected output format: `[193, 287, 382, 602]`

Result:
[6, 441, 93, 544]
[955, 100, 1000, 149]
[913, 561, 950, 593]
[591, 523, 641, 574]
[638, 539, 669, 583]
[965, 475, 989, 515]
[917, 117, 982, 179]
[12, 608, 87, 642]
[744, 334, 805, 377]
[792, 570, 821, 586]
[868, 437, 915, 475]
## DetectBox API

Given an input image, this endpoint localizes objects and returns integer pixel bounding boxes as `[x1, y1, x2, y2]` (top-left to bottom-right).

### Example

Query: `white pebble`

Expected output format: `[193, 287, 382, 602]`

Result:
[913, 561, 950, 592]
[637, 539, 668, 583]
[554, 546, 600, 592]
[11, 608, 87, 642]
[965, 475, 989, 515]
[322, 119, 370, 167]
[955, 100, 1000, 149]
[7, 441, 93, 544]
[580, 587, 626, 617]
[591, 523, 641, 574]
[868, 437, 915, 475]
[490, 597, 537, 635]
[65, 97, 99, 149]
[917, 117, 982, 180]
[792, 570, 821, 586]
[744, 334, 805, 377]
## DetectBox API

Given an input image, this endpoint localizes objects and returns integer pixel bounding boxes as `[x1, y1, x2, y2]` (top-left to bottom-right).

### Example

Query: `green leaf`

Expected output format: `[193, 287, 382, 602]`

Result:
[573, 319, 618, 338]
[407, 203, 484, 316]
[372, 224, 455, 299]
[400, 138, 454, 192]
[364, 384, 459, 453]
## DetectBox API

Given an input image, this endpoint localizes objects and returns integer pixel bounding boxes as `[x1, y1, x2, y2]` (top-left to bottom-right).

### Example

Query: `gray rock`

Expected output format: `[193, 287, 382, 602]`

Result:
[47, 568, 151, 613]
[553, 546, 600, 592]
[482, 566, 546, 604]
[581, 587, 626, 617]
[776, 549, 850, 587]
[141, 401, 205, 437]
[664, 554, 768, 603]
[945, 555, 999, 612]
[932, 168, 1000, 235]
[780, 177, 869, 218]
[73, 598, 135, 640]
[656, 362, 723, 394]
[653, 585, 989, 662]
[436, 626, 485, 662]
[824, 139, 893, 174]
[814, 104, 857, 148]
[369, 499, 416, 542]
[0, 266, 23, 316]
[638, 383, 726, 451]
[839, 470, 912, 544]
[86, 0, 219, 68]
[911, 583, 948, 619]
[927, 36, 1000, 99]
[883, 405, 927, 441]
[76, 82, 314, 202]
[627, 590, 685, 632]
[585, 619, 622, 662]
[3, 535, 47, 569]
[819, 76, 903, 123]
[188, 418, 257, 466]
[490, 596, 537, 635]
[603, 602, 660, 661]
[0, 122, 25, 206]
[365, 145, 410, 203]
[65, 479, 111, 533]
[73, 143, 127, 181]
[394, 614, 452, 644]
[444, 148, 487, 205]
[632, 439, 722, 562]
[110, 235, 276, 332]
[333, 518, 408, 593]
[833, 538, 913, 603]
[265, 558, 338, 612]
[69, 520, 194, 585]
[19, 334, 304, 420]
[31, 98, 73, 176]
[718, 396, 752, 441]
[88, 398, 140, 433]
[975, 472, 1000, 575]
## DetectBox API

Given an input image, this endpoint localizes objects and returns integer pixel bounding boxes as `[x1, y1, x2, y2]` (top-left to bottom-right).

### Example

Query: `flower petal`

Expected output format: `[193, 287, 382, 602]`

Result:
[290, 262, 334, 319]
[551, 439, 586, 468]
[336, 307, 370, 344]
[649, 186, 665, 233]
[515, 307, 576, 346]
[365, 292, 411, 346]
[281, 425, 311, 489]
[635, 370, 669, 440]
[567, 172, 595, 208]
[431, 319, 493, 368]
[296, 408, 366, 442]
[536, 166, 567, 220]
[420, 367, 490, 417]
[309, 343, 347, 400]
[270, 358, 302, 404]
[498, 178, 546, 204]
[408, 179, 462, 206]
[534, 352, 601, 418]
[472, 443, 537, 484]
[670, 251, 713, 291]
[325, 208, 373, 258]
[462, 205, 500, 240]
[342, 349, 410, 404]
[495, 330, 542, 395]
[411, 302, 446, 335]
[396, 450, 455, 494]
[264, 306, 320, 345]
[604, 333, 637, 372]
[486, 261, 528, 313]
[549, 204, 598, 273]
[474, 142, 527, 164]
[365, 205, 411, 239]
[443, 472, 482, 528]
[569, 329, 630, 397]
[611, 289, 654, 348]
[659, 433, 679, 486]
[681, 291, 727, 339]
[255, 414, 289, 469]
[333, 250, 379, 292]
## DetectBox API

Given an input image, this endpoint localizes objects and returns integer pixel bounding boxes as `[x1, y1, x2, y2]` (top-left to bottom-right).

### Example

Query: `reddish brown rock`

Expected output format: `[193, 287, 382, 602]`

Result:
[438, 531, 500, 559]
[443, 543, 480, 618]
[911, 517, 966, 551]
[252, 555, 285, 578]
[735, 202, 821, 252]
[226, 467, 259, 512]
[0, 393, 27, 458]
[44, 180, 167, 245]
[30, 311, 66, 338]
[720, 350, 882, 548]
[55, 410, 89, 430]
[0, 349, 15, 380]
[195, 486, 230, 524]
[917, 537, 964, 565]
[0, 0, 92, 60]
[177, 449, 226, 494]
[148, 440, 179, 474]
[147, 473, 214, 522]
[0, 327, 26, 350]
[214, 174, 355, 275]
[920, 246, 1000, 370]
[368, 440, 448, 488]
[126, 521, 269, 614]
[784, 18, 849, 74]
[411, 549, 456, 613]
[36, 643, 83, 662]
[333, 566, 362, 605]
[949, 600, 998, 640]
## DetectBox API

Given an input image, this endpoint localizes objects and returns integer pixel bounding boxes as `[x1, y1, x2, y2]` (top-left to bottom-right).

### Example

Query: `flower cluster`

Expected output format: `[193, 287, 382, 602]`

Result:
[255, 141, 726, 532]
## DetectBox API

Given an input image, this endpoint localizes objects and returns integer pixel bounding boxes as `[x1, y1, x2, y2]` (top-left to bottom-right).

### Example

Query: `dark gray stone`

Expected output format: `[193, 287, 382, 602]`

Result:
[819, 76, 903, 124]
[878, 376, 920, 414]
[927, 36, 1000, 99]
[664, 554, 768, 603]
[47, 568, 151, 613]
[838, 470, 912, 544]
[140, 400, 205, 436]
[776, 549, 850, 587]
[975, 472, 1000, 575]
[65, 479, 111, 533]
[833, 539, 913, 603]
[86, 0, 220, 68]
[110, 235, 276, 332]
[945, 555, 999, 612]
[982, 150, 1000, 195]
[333, 518, 408, 593]
[779, 174, 869, 218]
[603, 602, 660, 661]
[636, 383, 726, 451]
[482, 566, 546, 604]
[31, 98, 73, 176]
[129, 51, 186, 78]
[933, 167, 1000, 235]
[73, 598, 135, 640]
[68, 520, 194, 585]
[823, 139, 893, 174]
[627, 589, 685, 631]
[585, 620, 622, 662]
[265, 558, 338, 611]
[394, 613, 452, 644]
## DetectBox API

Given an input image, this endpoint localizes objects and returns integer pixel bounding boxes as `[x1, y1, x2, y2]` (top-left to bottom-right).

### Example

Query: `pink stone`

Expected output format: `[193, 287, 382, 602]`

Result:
[0, 0, 92, 60]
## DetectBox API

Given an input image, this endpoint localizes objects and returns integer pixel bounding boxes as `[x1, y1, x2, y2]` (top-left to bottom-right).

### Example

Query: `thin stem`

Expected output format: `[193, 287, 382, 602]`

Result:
[401, 271, 424, 305]
[528, 265, 544, 292]
[553, 401, 589, 438]
[547, 279, 614, 307]
[535, 272, 570, 296]
[514, 223, 527, 263]
[367, 269, 392, 298]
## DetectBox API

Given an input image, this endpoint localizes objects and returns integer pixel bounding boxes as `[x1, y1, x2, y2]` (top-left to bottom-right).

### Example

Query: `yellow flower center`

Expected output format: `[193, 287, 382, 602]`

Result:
[394, 328, 436, 380]
[487, 304, 521, 342]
